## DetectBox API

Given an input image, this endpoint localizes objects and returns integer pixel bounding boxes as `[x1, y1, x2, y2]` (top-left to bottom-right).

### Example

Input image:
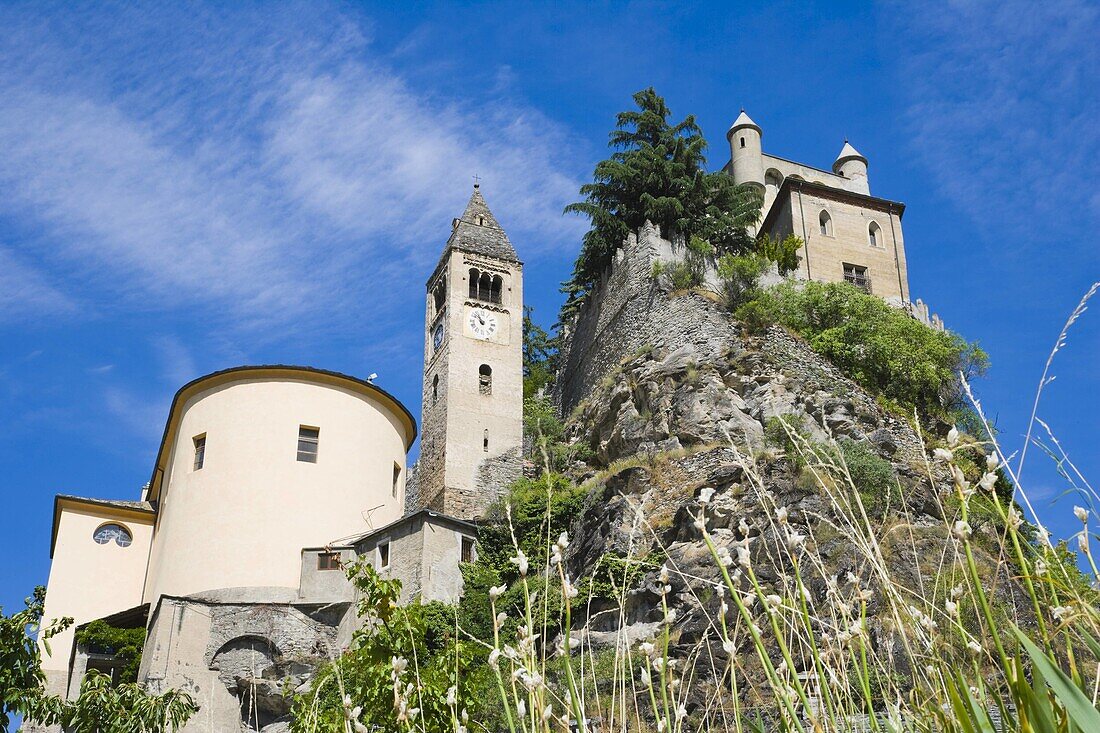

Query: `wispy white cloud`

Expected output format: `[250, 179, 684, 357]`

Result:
[0, 3, 583, 331]
[888, 0, 1099, 245]
[0, 246, 75, 318]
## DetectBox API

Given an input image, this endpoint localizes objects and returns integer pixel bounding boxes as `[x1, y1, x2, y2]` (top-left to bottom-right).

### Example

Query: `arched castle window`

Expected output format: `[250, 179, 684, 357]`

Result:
[479, 364, 492, 395]
[739, 136, 746, 148]
[868, 221, 881, 247]
[819, 210, 832, 236]
[432, 375, 439, 404]
[765, 169, 783, 190]
[468, 268, 479, 299]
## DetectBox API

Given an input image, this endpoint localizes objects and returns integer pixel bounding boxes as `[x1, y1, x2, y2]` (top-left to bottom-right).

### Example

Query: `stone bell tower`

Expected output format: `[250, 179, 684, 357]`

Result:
[417, 184, 524, 519]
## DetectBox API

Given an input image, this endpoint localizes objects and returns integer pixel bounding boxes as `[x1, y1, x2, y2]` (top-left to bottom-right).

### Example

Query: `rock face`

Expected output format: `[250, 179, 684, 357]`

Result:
[551, 282, 1026, 696]
[568, 325, 927, 473]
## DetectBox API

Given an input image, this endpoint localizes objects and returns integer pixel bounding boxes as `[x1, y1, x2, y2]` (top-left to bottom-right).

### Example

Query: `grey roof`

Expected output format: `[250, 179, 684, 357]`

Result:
[444, 186, 518, 262]
[56, 494, 156, 513]
[337, 509, 477, 547]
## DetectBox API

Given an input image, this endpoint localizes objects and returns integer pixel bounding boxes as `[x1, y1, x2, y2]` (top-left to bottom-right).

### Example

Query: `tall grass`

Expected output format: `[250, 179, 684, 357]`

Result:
[297, 286, 1100, 732]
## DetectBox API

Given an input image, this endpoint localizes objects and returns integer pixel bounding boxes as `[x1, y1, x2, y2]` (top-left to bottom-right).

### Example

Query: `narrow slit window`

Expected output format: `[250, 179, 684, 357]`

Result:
[483, 429, 489, 452]
[392, 463, 402, 498]
[432, 375, 439, 404]
[461, 536, 475, 563]
[378, 541, 390, 569]
[193, 434, 206, 471]
[739, 136, 746, 148]
[318, 552, 341, 571]
[297, 426, 320, 463]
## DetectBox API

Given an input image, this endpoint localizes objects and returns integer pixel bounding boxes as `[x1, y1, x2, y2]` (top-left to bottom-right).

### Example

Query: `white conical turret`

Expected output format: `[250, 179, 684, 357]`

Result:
[727, 109, 764, 192]
[833, 140, 869, 194]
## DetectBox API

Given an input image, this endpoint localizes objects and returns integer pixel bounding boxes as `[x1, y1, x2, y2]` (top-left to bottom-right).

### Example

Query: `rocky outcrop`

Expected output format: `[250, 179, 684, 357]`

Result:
[554, 317, 1024, 694]
[567, 326, 928, 472]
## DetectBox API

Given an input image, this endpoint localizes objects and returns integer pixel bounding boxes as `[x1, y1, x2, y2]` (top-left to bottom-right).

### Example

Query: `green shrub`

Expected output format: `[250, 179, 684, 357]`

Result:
[73, 621, 145, 685]
[754, 232, 802, 275]
[717, 252, 769, 308]
[838, 438, 900, 515]
[736, 281, 987, 422]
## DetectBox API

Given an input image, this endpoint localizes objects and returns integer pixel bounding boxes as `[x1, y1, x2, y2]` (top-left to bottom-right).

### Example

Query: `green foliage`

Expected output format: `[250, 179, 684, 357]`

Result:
[663, 260, 702, 290]
[0, 587, 70, 732]
[736, 280, 988, 421]
[291, 562, 489, 732]
[717, 252, 769, 309]
[74, 620, 145, 684]
[2, 586, 193, 733]
[838, 438, 901, 515]
[24, 671, 196, 733]
[754, 232, 803, 275]
[563, 88, 761, 306]
[522, 306, 556, 399]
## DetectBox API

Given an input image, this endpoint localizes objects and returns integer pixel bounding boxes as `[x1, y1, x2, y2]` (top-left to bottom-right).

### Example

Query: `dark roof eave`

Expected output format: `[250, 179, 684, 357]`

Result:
[343, 509, 478, 546]
[51, 495, 157, 559]
[146, 365, 419, 502]
[760, 178, 905, 233]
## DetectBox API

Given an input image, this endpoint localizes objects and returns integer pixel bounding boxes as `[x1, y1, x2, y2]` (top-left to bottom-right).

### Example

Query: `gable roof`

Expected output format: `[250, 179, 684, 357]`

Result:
[51, 494, 156, 558]
[444, 186, 518, 263]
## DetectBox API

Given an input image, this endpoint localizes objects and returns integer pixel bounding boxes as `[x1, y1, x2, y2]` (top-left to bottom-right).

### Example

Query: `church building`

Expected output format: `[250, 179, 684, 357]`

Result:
[33, 186, 520, 733]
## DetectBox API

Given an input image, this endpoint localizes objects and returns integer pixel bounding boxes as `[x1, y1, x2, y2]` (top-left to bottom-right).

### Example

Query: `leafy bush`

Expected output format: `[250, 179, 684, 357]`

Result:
[754, 232, 803, 276]
[717, 252, 769, 309]
[291, 562, 491, 733]
[838, 438, 900, 515]
[74, 621, 145, 685]
[736, 280, 988, 421]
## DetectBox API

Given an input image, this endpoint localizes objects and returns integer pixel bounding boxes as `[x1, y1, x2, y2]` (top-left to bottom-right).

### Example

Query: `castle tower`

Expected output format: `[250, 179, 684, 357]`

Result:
[727, 109, 765, 192]
[417, 184, 524, 519]
[833, 140, 870, 194]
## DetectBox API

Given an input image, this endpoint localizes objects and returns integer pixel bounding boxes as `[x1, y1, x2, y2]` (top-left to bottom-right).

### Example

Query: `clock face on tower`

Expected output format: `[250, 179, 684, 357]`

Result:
[432, 321, 445, 351]
[468, 308, 498, 339]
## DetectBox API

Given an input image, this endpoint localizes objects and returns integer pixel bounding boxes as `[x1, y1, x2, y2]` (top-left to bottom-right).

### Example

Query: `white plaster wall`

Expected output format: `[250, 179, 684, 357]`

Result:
[39, 507, 153, 677]
[143, 377, 409, 604]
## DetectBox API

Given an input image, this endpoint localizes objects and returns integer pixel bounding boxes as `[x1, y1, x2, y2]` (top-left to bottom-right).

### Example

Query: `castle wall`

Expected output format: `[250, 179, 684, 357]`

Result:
[554, 223, 743, 413]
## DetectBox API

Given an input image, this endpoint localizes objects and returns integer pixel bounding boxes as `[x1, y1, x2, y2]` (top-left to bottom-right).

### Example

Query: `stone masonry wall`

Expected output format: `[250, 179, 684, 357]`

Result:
[554, 222, 740, 413]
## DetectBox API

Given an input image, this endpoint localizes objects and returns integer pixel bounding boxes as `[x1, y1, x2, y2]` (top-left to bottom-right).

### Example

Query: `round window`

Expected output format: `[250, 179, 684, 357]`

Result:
[93, 523, 132, 547]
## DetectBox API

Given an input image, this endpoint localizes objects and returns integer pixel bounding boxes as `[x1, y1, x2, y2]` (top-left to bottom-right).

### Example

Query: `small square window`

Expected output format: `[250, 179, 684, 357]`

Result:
[461, 536, 475, 564]
[297, 426, 319, 463]
[193, 435, 206, 471]
[377, 541, 391, 569]
[317, 552, 341, 571]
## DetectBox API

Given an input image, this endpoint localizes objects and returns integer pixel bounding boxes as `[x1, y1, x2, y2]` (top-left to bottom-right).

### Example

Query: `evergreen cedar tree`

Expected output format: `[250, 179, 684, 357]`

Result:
[563, 88, 762, 306]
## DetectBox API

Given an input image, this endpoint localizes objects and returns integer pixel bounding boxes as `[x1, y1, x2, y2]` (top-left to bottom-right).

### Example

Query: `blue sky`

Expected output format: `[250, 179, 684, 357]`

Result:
[1, 0, 1097, 615]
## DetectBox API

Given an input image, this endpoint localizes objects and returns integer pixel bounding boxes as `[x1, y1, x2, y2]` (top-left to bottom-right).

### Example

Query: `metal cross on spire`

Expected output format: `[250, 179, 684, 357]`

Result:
[472, 173, 481, 189]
